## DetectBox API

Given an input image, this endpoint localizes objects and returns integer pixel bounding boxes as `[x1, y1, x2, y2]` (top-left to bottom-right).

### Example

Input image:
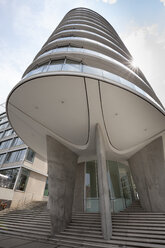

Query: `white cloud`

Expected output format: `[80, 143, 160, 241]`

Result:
[102, 0, 117, 4]
[160, 0, 165, 6]
[0, 0, 71, 104]
[121, 24, 165, 106]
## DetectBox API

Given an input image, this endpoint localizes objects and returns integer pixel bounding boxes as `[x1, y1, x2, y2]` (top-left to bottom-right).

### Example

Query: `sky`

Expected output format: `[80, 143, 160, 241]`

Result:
[0, 0, 165, 107]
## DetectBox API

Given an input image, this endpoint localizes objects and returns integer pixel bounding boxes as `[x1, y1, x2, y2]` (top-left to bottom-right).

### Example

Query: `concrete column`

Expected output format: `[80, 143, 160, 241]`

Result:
[95, 124, 112, 239]
[129, 136, 165, 212]
[72, 163, 85, 212]
[46, 135, 78, 235]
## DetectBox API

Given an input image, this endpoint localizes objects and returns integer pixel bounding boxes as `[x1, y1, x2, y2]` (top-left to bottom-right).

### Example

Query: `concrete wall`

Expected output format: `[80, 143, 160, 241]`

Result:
[72, 162, 85, 212]
[47, 135, 78, 235]
[0, 187, 14, 201]
[24, 153, 47, 175]
[11, 171, 47, 208]
[129, 136, 165, 212]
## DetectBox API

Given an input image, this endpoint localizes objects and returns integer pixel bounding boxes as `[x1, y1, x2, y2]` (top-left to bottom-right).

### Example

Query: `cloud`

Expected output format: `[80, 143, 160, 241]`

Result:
[121, 24, 165, 106]
[0, 0, 72, 104]
[160, 0, 165, 6]
[102, 0, 117, 4]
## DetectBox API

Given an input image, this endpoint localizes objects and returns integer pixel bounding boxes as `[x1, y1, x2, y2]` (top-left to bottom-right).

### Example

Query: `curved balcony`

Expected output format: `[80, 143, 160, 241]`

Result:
[22, 58, 164, 113]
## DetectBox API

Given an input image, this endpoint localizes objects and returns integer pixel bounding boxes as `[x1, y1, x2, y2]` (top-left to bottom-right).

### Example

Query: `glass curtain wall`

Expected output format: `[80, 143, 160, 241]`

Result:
[85, 160, 135, 213]
[0, 168, 19, 189]
[85, 161, 99, 212]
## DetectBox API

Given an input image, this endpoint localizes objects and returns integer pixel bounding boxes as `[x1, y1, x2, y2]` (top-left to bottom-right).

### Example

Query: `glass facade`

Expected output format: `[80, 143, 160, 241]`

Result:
[23, 58, 164, 112]
[44, 178, 48, 196]
[0, 139, 12, 149]
[0, 168, 19, 189]
[85, 160, 135, 213]
[85, 161, 99, 212]
[26, 148, 35, 163]
[0, 122, 10, 130]
[4, 149, 26, 164]
[16, 168, 29, 191]
[11, 137, 24, 147]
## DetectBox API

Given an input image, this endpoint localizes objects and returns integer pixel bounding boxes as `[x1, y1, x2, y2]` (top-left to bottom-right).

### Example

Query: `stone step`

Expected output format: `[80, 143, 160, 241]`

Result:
[69, 222, 101, 228]
[112, 216, 165, 220]
[113, 219, 165, 224]
[111, 235, 165, 245]
[112, 222, 165, 227]
[0, 225, 50, 237]
[0, 228, 116, 248]
[72, 216, 101, 221]
[66, 225, 102, 231]
[0, 219, 51, 229]
[0, 222, 51, 235]
[0, 215, 51, 223]
[113, 224, 165, 231]
[113, 212, 165, 215]
[1, 213, 50, 219]
[113, 227, 165, 235]
[62, 230, 103, 239]
[71, 219, 101, 224]
[53, 233, 165, 248]
[113, 231, 165, 240]
[65, 227, 102, 234]
[57, 239, 118, 248]
[0, 210, 49, 215]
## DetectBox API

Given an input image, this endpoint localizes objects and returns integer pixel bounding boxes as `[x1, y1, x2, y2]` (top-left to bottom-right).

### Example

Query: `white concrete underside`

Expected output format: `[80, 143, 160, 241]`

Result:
[7, 74, 165, 161]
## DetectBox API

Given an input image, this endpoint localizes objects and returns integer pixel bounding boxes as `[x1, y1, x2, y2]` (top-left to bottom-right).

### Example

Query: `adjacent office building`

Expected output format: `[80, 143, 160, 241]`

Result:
[6, 8, 165, 239]
[0, 103, 48, 208]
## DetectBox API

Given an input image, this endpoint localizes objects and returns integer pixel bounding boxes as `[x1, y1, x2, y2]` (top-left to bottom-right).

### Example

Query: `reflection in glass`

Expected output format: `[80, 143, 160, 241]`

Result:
[0, 168, 19, 189]
[26, 148, 35, 163]
[0, 139, 12, 150]
[4, 149, 26, 164]
[11, 137, 24, 147]
[0, 122, 9, 130]
[48, 60, 64, 71]
[3, 129, 14, 137]
[85, 161, 99, 212]
[16, 168, 29, 191]
[23, 58, 164, 112]
[0, 154, 6, 165]
[63, 59, 82, 72]
[44, 178, 48, 196]
[83, 65, 102, 77]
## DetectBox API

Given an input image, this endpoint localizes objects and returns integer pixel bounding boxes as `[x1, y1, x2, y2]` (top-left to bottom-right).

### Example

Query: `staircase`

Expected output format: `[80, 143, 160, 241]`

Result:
[0, 202, 165, 247]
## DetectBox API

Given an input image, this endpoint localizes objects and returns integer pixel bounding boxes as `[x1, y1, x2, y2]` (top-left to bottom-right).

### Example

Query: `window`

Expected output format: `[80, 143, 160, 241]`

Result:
[3, 129, 14, 137]
[26, 148, 35, 163]
[4, 149, 26, 164]
[0, 139, 12, 150]
[16, 168, 29, 191]
[83, 65, 102, 76]
[63, 59, 82, 72]
[0, 132, 4, 139]
[11, 137, 24, 147]
[0, 122, 9, 130]
[0, 117, 7, 124]
[86, 161, 98, 198]
[44, 178, 48, 196]
[48, 59, 64, 72]
[0, 168, 19, 189]
[0, 154, 6, 165]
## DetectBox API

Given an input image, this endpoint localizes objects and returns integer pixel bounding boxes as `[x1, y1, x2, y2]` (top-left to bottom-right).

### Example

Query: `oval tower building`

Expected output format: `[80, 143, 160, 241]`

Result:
[7, 8, 165, 239]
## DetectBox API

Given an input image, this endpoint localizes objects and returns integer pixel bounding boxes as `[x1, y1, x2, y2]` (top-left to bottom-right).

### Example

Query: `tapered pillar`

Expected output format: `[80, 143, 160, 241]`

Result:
[95, 124, 112, 239]
[129, 136, 165, 212]
[47, 135, 78, 235]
